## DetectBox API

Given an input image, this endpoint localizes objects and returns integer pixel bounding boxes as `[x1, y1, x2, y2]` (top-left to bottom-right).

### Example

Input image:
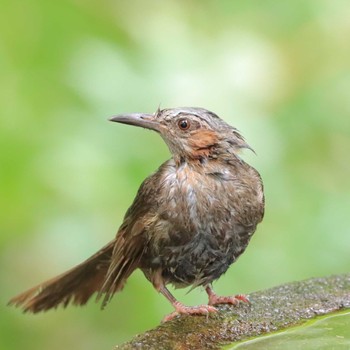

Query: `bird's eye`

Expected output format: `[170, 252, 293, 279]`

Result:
[178, 118, 190, 130]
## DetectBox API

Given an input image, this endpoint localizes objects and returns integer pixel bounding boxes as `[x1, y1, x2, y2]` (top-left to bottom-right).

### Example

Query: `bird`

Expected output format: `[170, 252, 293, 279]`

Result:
[9, 107, 265, 322]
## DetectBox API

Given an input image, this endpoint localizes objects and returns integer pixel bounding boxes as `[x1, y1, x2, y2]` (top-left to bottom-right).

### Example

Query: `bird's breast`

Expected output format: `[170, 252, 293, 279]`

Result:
[141, 160, 264, 287]
[161, 163, 216, 224]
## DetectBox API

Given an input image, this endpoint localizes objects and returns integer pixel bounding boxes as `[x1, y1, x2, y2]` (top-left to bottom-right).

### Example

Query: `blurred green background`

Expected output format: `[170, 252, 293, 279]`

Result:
[1, 0, 349, 349]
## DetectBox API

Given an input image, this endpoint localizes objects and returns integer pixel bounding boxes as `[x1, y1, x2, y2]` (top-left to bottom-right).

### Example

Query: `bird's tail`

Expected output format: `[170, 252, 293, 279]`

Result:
[8, 241, 115, 313]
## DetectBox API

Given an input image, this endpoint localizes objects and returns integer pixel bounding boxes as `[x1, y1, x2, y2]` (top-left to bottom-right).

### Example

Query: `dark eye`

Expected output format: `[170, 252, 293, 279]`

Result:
[178, 118, 190, 130]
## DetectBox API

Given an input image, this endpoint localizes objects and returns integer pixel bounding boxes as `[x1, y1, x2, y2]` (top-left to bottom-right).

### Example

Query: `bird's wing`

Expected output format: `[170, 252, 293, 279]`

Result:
[97, 165, 167, 307]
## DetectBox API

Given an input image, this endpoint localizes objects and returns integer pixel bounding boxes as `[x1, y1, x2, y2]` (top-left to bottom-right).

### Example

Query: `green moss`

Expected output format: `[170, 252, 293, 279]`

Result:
[116, 274, 350, 349]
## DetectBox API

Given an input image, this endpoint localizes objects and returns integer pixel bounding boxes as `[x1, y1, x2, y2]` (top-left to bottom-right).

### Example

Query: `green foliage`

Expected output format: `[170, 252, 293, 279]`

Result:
[0, 1, 349, 349]
[230, 311, 350, 349]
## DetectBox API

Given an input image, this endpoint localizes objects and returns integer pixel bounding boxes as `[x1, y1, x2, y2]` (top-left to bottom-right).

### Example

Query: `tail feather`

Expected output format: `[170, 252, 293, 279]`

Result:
[9, 241, 114, 313]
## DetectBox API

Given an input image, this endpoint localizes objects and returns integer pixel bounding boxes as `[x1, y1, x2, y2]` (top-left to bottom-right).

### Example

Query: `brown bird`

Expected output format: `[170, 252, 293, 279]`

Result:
[9, 107, 264, 322]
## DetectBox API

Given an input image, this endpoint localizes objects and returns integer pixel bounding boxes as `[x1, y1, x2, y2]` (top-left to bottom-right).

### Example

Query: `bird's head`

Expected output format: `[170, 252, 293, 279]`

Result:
[110, 107, 253, 164]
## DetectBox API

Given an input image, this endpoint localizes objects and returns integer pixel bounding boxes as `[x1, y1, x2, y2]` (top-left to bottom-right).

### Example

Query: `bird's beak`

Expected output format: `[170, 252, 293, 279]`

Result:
[109, 113, 160, 132]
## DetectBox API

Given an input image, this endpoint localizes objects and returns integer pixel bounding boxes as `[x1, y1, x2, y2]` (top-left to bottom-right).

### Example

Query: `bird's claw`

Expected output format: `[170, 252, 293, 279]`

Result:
[208, 293, 250, 306]
[162, 303, 217, 322]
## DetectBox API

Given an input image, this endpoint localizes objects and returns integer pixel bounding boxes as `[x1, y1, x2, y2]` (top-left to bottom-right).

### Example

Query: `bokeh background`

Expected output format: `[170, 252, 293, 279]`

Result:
[1, 1, 349, 349]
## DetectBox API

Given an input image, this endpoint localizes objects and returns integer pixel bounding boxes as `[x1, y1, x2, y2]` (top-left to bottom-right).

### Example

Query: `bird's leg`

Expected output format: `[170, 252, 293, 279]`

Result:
[159, 286, 217, 322]
[205, 285, 250, 306]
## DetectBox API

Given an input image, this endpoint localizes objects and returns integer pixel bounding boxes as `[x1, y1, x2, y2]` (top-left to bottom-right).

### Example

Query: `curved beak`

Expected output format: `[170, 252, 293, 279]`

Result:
[109, 113, 160, 132]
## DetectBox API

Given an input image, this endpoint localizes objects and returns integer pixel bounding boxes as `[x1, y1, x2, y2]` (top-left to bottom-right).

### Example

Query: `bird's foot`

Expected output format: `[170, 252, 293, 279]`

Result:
[162, 302, 217, 322]
[206, 286, 250, 306]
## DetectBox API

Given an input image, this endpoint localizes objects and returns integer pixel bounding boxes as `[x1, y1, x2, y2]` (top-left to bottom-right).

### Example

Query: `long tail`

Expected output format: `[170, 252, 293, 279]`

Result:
[8, 241, 115, 313]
